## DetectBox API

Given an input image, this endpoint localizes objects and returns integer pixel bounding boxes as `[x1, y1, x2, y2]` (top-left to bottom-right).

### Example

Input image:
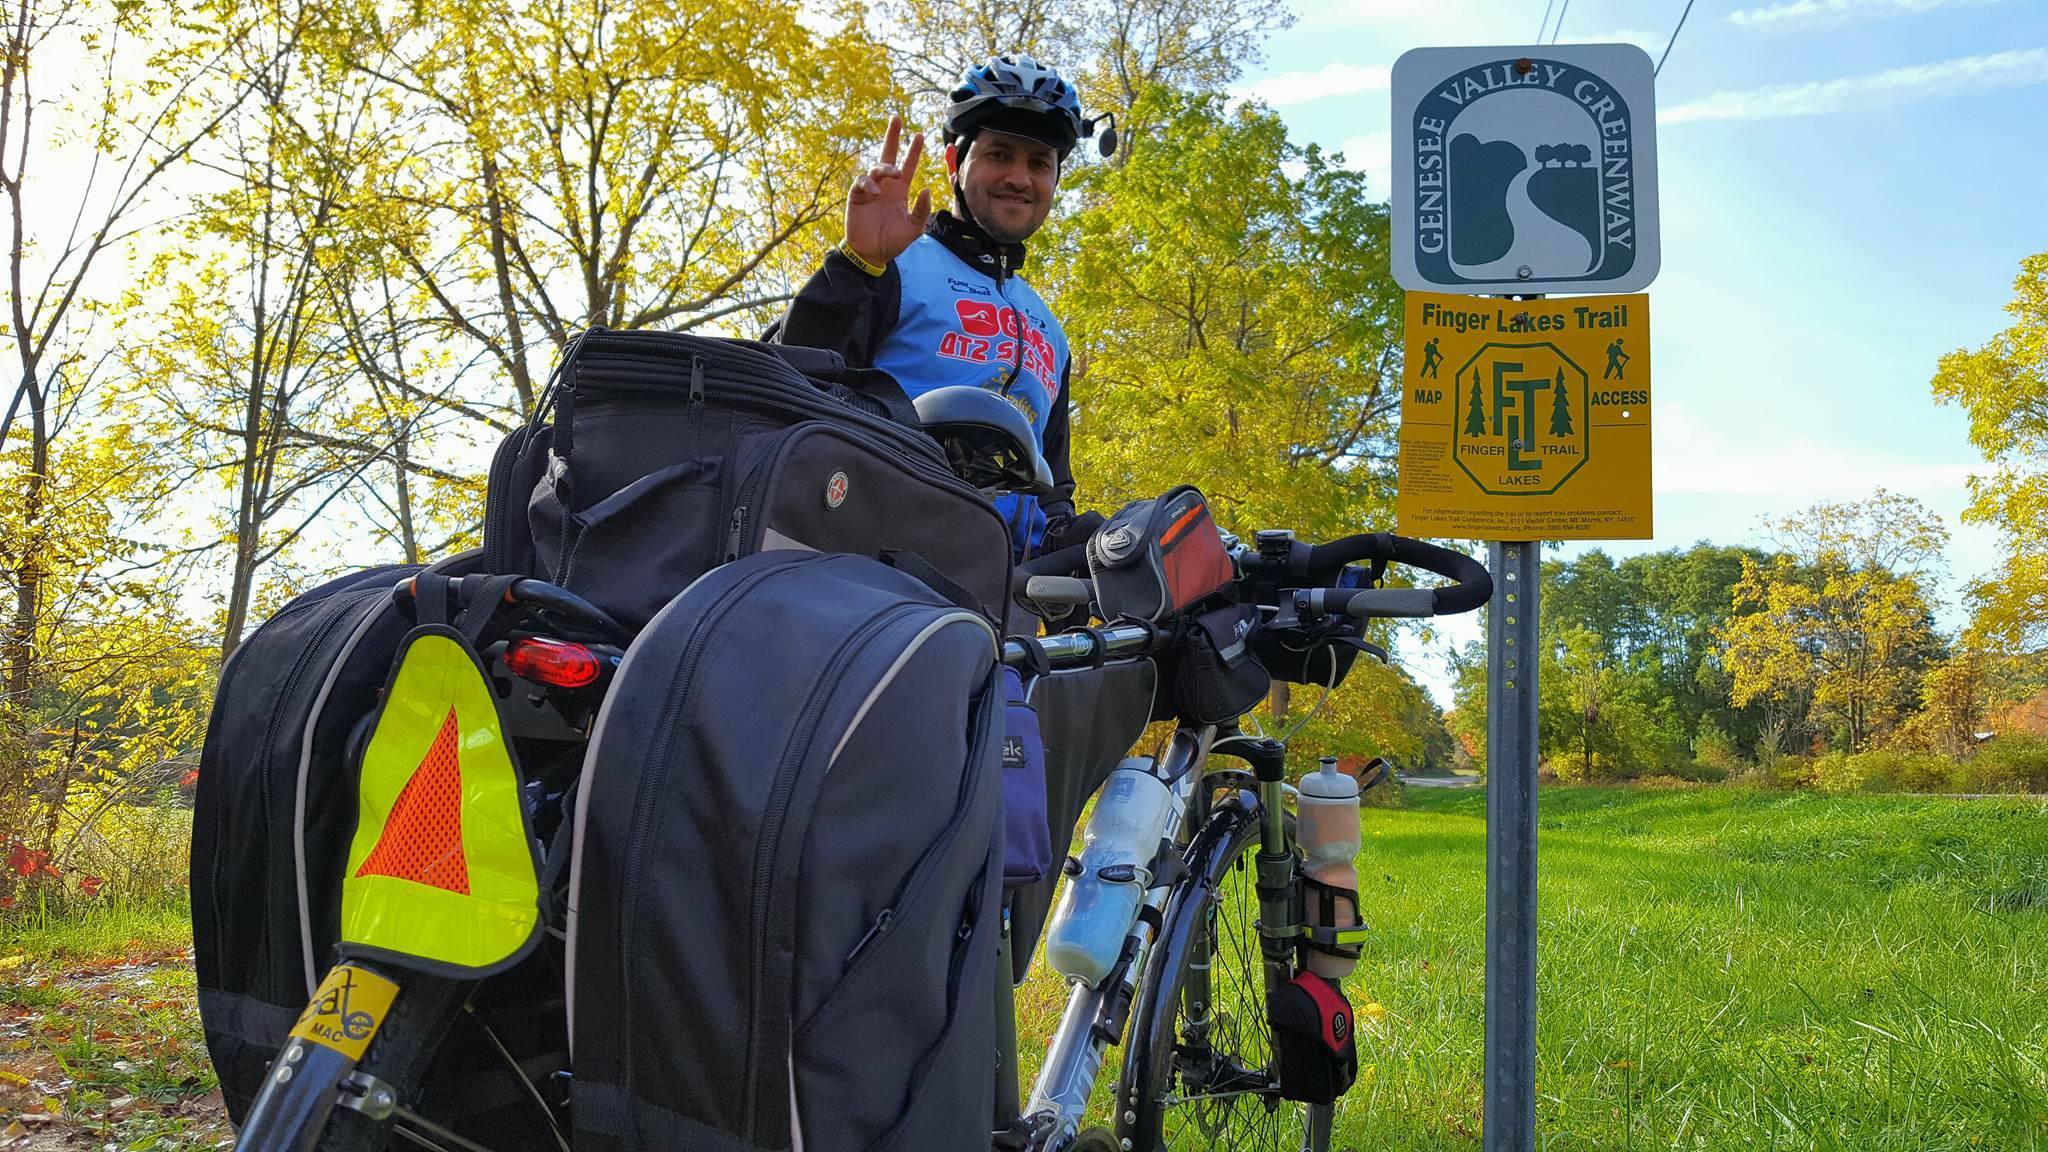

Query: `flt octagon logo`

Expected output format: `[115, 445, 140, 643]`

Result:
[1451, 342, 1589, 495]
[1392, 44, 1659, 295]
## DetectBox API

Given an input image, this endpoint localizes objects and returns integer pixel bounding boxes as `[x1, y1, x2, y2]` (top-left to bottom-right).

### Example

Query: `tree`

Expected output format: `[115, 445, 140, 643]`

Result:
[1547, 371, 1571, 437]
[1931, 251, 2048, 653]
[1464, 377, 1486, 437]
[1720, 491, 1948, 754]
[1038, 86, 1403, 542]
[313, 0, 900, 418]
[1, 0, 257, 842]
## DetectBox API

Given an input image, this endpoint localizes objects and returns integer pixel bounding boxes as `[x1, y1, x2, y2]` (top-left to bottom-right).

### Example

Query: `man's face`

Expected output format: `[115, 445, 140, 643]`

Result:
[948, 129, 1058, 245]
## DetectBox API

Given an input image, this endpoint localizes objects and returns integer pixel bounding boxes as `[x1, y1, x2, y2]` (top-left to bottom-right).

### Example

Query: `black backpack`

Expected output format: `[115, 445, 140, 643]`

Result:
[566, 549, 1004, 1152]
[507, 330, 1013, 629]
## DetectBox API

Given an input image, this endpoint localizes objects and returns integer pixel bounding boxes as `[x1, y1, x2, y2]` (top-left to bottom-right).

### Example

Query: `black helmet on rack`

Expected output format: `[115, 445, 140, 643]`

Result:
[942, 54, 1114, 161]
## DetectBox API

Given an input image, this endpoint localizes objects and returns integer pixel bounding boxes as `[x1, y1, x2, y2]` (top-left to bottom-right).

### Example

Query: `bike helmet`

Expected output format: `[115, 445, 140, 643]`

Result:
[942, 54, 1088, 160]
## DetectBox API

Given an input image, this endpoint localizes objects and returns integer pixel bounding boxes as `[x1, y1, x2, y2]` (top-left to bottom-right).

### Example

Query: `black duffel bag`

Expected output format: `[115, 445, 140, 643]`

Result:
[500, 331, 1013, 629]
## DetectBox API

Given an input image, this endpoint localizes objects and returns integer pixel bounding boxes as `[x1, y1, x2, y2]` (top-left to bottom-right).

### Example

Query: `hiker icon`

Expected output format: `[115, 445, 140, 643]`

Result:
[1421, 338, 1443, 379]
[1604, 338, 1630, 381]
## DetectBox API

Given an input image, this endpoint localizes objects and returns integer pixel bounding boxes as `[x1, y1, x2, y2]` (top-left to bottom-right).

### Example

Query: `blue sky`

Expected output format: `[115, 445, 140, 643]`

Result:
[1226, 0, 2048, 694]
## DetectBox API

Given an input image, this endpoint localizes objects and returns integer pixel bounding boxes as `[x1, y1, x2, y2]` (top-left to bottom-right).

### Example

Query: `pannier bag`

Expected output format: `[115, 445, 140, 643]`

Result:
[191, 557, 569, 1147]
[1085, 485, 1235, 623]
[1269, 970, 1359, 1104]
[566, 550, 1005, 1152]
[522, 331, 1014, 629]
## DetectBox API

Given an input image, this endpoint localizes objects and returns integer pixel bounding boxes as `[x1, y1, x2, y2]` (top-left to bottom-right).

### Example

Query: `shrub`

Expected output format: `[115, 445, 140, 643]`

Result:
[1813, 749, 1953, 794]
[1954, 733, 2048, 793]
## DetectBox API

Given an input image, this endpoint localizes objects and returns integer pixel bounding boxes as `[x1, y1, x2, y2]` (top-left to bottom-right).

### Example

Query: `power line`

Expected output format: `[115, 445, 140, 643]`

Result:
[1537, 0, 1558, 42]
[1656, 0, 1698, 76]
[1550, 0, 1572, 43]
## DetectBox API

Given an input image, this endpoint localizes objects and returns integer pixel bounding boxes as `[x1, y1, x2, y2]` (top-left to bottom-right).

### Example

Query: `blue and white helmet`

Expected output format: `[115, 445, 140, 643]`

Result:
[942, 54, 1087, 159]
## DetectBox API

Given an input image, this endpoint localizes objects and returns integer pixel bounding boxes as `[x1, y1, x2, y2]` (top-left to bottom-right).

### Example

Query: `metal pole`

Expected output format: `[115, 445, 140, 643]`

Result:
[1484, 540, 1540, 1152]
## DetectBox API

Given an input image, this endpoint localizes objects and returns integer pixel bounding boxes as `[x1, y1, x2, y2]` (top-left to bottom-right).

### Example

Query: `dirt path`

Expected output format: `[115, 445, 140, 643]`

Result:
[0, 947, 230, 1150]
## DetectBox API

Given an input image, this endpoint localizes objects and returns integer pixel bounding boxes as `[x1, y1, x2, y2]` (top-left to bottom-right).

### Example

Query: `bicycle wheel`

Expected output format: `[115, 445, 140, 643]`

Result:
[1117, 795, 1327, 1152]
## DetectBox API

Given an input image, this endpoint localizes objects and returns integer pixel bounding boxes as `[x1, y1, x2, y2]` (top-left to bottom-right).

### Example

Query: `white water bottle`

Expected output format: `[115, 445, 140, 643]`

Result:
[1297, 756, 1362, 979]
[1045, 760, 1173, 986]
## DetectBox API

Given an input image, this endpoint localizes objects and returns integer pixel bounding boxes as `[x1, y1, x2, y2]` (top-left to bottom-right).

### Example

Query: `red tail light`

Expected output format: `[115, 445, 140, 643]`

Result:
[504, 637, 603, 688]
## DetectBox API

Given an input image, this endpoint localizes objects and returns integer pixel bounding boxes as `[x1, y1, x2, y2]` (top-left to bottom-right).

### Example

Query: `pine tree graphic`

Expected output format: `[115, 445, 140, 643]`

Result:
[1548, 370, 1573, 437]
[1464, 377, 1486, 438]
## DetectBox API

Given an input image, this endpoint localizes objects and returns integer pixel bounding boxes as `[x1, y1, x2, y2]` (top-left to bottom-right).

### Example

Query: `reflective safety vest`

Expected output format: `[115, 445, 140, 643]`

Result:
[873, 234, 1070, 557]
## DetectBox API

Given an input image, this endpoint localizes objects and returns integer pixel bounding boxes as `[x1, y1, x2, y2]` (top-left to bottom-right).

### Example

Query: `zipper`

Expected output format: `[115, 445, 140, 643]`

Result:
[995, 252, 1025, 393]
[742, 600, 922, 1137]
[684, 355, 706, 452]
[828, 683, 996, 983]
[845, 909, 893, 964]
[724, 505, 750, 563]
[570, 335, 962, 488]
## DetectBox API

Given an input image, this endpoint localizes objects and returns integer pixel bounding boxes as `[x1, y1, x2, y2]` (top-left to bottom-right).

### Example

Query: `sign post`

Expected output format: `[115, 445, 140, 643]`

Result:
[1391, 42, 1660, 1152]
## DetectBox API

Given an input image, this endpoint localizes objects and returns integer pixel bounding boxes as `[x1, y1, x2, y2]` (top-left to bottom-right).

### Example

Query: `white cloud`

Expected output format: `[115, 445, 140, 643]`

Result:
[1729, 0, 2003, 31]
[1654, 401, 1975, 498]
[1235, 62, 1392, 108]
[1334, 131, 1392, 199]
[1294, 0, 1488, 32]
[1660, 47, 2048, 122]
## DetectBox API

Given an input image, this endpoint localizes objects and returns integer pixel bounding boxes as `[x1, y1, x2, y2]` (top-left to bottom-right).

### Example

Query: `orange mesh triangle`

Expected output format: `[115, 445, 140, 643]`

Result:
[355, 707, 470, 894]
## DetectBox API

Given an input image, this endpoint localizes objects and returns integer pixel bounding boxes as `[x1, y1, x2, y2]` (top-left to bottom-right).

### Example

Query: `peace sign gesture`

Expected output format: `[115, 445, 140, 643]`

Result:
[844, 115, 933, 271]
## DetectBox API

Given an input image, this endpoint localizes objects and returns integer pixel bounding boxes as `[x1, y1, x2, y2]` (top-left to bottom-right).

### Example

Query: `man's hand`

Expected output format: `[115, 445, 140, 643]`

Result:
[845, 115, 933, 270]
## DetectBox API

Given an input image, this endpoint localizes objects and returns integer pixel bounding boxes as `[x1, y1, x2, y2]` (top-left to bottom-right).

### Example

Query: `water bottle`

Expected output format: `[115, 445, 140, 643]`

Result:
[1045, 759, 1173, 986]
[1297, 756, 1362, 979]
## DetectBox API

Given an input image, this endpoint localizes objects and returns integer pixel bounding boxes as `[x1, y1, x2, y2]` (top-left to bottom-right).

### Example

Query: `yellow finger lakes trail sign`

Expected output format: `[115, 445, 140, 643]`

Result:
[1398, 290, 1651, 540]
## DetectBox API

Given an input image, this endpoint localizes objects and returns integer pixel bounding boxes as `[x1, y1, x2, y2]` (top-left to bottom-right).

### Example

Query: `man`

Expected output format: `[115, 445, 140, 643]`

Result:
[772, 54, 1106, 560]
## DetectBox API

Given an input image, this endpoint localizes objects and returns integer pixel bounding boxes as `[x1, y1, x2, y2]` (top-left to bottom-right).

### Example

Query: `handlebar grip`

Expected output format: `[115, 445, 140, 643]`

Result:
[1340, 587, 1438, 619]
[1021, 576, 1094, 606]
[1301, 533, 1492, 616]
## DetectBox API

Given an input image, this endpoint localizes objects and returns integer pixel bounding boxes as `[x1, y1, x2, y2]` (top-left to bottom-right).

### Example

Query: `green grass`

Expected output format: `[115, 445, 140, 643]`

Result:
[1017, 786, 2048, 1149]
[8, 790, 2048, 1150]
[1, 895, 225, 1150]
[1327, 787, 2048, 1150]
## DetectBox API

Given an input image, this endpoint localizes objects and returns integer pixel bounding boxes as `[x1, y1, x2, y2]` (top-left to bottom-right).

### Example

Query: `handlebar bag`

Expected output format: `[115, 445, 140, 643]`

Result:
[1085, 485, 1235, 623]
[513, 331, 1012, 630]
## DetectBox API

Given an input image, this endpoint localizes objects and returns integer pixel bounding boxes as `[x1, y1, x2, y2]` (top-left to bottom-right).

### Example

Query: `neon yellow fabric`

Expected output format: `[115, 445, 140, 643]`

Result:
[341, 631, 539, 971]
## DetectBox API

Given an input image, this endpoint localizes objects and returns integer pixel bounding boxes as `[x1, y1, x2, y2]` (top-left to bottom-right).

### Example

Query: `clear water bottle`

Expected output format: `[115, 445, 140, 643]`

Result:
[1045, 759, 1173, 986]
[1297, 756, 1362, 979]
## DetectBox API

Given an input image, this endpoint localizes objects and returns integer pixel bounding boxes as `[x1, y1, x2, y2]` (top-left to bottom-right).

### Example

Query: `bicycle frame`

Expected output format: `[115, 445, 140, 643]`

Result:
[994, 622, 1333, 1152]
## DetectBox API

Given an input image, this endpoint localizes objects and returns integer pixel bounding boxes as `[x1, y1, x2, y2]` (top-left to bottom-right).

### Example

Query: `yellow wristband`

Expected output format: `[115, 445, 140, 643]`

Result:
[839, 239, 886, 277]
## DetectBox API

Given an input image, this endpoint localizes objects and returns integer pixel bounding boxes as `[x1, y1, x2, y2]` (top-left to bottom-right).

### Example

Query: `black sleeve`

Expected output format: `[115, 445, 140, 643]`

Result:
[767, 249, 902, 369]
[1040, 359, 1076, 521]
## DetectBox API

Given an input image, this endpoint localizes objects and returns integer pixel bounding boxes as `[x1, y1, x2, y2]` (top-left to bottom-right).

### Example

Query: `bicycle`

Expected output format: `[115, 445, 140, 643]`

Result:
[229, 528, 1488, 1152]
[992, 528, 1489, 1152]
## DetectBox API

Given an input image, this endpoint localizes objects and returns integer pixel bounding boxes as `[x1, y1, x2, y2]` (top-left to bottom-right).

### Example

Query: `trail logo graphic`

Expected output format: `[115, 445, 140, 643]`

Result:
[1392, 44, 1659, 295]
[1451, 342, 1589, 495]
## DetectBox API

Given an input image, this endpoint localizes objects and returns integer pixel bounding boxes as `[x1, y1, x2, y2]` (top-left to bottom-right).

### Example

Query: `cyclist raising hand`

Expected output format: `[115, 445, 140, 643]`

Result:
[844, 115, 933, 272]
[771, 54, 1109, 562]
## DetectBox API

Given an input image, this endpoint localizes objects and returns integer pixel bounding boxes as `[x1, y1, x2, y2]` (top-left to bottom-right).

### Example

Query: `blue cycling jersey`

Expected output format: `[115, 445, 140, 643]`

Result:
[872, 234, 1071, 558]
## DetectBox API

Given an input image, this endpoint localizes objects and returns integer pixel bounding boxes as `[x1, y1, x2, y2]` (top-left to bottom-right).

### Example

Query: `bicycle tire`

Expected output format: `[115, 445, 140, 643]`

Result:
[1117, 796, 1319, 1152]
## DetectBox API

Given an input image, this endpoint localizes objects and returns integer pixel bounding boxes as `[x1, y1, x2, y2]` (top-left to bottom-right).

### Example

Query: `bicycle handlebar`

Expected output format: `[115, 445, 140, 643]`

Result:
[1244, 531, 1492, 617]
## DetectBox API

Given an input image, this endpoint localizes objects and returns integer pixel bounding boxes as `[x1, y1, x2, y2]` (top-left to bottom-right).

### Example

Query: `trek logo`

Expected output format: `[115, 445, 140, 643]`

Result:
[1451, 341, 1590, 495]
[936, 300, 1059, 399]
